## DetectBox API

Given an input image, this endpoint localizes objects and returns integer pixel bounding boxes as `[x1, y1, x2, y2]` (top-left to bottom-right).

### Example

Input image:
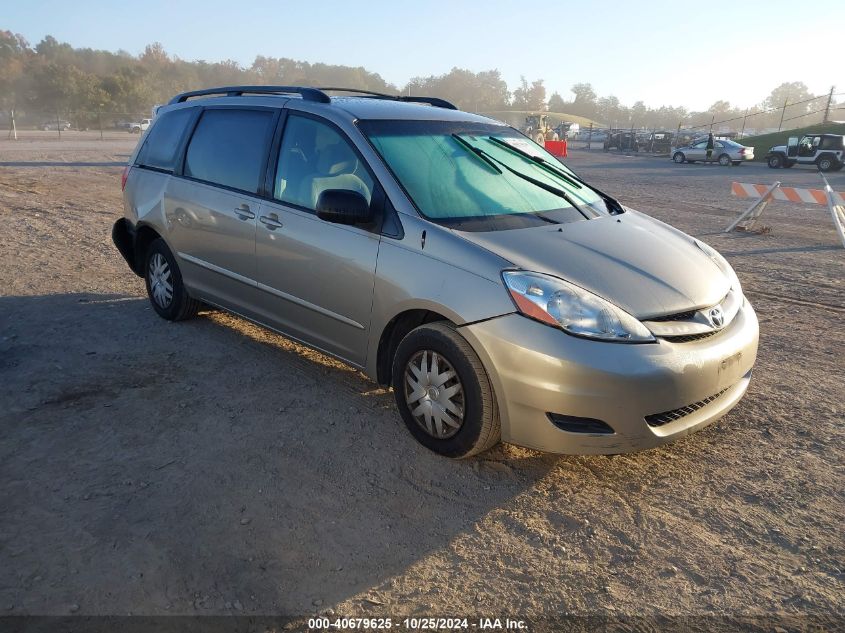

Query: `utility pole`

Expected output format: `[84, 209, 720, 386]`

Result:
[739, 108, 749, 139]
[823, 85, 835, 123]
[709, 113, 715, 133]
[778, 96, 789, 131]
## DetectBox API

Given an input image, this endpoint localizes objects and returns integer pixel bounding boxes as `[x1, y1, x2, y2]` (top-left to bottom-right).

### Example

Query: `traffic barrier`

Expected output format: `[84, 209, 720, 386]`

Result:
[726, 177, 845, 248]
[544, 139, 567, 158]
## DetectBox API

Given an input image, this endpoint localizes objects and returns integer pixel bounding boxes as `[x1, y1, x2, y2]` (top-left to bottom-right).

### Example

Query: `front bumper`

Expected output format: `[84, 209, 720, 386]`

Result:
[459, 299, 759, 454]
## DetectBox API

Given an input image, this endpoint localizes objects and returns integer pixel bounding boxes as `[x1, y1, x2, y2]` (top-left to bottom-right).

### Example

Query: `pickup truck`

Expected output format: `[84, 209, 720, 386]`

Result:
[129, 119, 152, 134]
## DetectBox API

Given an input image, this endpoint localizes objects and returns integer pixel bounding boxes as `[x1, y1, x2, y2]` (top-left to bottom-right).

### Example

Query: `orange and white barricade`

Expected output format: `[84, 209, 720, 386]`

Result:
[726, 177, 845, 248]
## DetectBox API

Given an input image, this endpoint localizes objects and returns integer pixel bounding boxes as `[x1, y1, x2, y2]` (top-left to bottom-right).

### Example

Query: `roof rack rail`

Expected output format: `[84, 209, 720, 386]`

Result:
[168, 85, 331, 105]
[318, 87, 458, 110]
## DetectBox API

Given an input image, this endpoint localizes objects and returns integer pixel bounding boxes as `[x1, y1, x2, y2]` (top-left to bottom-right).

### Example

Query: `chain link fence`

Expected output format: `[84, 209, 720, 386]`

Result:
[2, 109, 155, 141]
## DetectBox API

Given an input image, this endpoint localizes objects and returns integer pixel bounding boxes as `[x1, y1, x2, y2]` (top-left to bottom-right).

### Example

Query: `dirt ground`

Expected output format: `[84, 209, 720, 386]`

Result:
[1, 135, 843, 631]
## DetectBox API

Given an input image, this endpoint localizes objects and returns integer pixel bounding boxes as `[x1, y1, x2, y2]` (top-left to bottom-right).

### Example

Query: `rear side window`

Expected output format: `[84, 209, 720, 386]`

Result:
[135, 108, 194, 172]
[184, 109, 275, 194]
[820, 136, 842, 150]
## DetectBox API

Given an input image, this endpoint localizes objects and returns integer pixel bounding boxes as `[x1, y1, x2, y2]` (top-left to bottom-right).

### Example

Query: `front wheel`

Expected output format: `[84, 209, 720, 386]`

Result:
[392, 322, 500, 458]
[673, 152, 686, 163]
[144, 238, 201, 321]
[767, 154, 783, 169]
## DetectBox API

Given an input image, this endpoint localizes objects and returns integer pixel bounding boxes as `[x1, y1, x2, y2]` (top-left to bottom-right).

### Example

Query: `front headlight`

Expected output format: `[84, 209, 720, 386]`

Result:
[502, 271, 655, 343]
[695, 240, 742, 294]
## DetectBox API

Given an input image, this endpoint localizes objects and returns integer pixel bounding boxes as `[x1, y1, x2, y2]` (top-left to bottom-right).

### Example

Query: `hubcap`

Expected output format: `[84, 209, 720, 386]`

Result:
[404, 350, 465, 439]
[148, 253, 173, 308]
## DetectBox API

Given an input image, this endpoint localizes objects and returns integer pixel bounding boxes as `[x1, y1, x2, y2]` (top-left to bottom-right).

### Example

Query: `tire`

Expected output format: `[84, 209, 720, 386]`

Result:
[673, 152, 685, 163]
[143, 238, 201, 321]
[767, 154, 783, 169]
[718, 153, 731, 166]
[392, 322, 500, 458]
[534, 133, 545, 145]
[817, 156, 838, 172]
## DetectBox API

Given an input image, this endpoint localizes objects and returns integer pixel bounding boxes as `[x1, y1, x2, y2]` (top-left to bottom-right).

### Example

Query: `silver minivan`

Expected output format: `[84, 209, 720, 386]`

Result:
[113, 86, 758, 458]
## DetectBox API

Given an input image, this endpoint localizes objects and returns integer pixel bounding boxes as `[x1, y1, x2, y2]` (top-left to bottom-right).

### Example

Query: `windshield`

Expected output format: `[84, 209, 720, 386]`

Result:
[359, 120, 614, 231]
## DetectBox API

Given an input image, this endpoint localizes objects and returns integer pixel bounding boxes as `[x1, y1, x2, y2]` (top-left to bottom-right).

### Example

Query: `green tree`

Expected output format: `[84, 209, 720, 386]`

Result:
[511, 77, 546, 111]
[569, 82, 596, 117]
[547, 91, 566, 112]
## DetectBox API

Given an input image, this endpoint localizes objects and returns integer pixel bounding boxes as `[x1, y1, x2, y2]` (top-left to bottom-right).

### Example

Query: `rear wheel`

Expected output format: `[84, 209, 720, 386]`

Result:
[392, 322, 500, 458]
[767, 154, 783, 169]
[817, 156, 838, 172]
[672, 152, 685, 163]
[718, 153, 731, 166]
[144, 238, 201, 321]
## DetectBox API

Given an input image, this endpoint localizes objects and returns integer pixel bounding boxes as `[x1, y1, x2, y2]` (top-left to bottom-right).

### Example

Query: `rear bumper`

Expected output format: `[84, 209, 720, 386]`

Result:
[459, 299, 759, 455]
[111, 218, 142, 276]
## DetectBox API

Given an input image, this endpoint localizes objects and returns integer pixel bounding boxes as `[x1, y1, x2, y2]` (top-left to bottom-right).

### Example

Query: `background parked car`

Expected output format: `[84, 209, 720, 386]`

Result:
[672, 139, 754, 166]
[41, 120, 71, 131]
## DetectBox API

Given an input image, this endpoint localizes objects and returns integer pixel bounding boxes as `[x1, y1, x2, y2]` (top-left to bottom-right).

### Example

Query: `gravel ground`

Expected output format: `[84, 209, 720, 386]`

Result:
[1, 138, 843, 631]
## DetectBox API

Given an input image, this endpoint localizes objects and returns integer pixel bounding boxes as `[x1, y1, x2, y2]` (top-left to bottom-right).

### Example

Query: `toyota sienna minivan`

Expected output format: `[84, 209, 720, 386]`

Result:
[112, 86, 758, 458]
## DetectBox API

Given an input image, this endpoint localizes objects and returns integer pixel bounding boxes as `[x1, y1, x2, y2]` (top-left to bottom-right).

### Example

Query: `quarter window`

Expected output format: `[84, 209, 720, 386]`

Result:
[184, 109, 276, 193]
[274, 115, 374, 211]
[136, 108, 194, 172]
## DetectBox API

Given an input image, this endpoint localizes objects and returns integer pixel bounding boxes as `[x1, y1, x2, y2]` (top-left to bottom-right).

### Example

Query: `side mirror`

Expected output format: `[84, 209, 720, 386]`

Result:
[316, 189, 372, 225]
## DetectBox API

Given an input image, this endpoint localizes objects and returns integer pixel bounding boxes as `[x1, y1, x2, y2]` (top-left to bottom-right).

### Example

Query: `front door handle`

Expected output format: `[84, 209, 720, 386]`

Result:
[259, 213, 283, 230]
[234, 204, 255, 220]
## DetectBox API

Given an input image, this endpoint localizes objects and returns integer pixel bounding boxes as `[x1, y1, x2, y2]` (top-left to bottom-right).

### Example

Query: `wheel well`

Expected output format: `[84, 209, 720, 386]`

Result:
[376, 309, 451, 386]
[133, 224, 162, 274]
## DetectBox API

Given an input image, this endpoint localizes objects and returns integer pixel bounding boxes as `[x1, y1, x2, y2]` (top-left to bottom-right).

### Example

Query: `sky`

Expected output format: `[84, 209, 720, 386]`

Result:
[4, 0, 843, 111]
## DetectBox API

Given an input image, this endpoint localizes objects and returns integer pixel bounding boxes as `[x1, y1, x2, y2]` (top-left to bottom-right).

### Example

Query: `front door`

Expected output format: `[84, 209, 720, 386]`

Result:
[254, 113, 381, 367]
[688, 140, 707, 160]
[797, 135, 820, 163]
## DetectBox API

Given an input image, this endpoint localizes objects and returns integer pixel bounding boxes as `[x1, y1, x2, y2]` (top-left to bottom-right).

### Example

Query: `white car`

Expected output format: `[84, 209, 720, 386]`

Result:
[129, 119, 152, 133]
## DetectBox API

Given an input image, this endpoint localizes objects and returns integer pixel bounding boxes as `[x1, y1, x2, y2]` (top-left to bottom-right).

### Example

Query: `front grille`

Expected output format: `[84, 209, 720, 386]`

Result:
[661, 330, 720, 343]
[645, 386, 731, 427]
[649, 310, 697, 322]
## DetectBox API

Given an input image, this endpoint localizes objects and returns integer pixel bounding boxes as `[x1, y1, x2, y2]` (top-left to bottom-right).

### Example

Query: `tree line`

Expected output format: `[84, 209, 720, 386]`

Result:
[0, 31, 837, 132]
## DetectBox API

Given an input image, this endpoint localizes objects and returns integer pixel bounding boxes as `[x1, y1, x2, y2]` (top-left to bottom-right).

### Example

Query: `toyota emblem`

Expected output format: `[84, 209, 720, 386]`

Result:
[709, 306, 725, 328]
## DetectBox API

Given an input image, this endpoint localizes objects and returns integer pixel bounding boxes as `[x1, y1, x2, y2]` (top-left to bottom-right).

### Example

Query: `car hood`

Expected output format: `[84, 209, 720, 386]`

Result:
[456, 211, 729, 318]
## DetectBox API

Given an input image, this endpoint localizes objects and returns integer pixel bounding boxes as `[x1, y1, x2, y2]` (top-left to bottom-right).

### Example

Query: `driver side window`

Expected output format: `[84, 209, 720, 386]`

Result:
[275, 114, 374, 212]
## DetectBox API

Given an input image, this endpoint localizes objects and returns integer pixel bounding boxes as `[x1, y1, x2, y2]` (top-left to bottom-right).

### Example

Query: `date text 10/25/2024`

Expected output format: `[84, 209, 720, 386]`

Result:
[308, 617, 529, 630]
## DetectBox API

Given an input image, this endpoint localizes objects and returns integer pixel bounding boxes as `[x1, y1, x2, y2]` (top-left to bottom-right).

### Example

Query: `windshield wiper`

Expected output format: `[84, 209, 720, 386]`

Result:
[453, 139, 590, 219]
[486, 136, 582, 189]
[450, 134, 502, 174]
[487, 136, 625, 215]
